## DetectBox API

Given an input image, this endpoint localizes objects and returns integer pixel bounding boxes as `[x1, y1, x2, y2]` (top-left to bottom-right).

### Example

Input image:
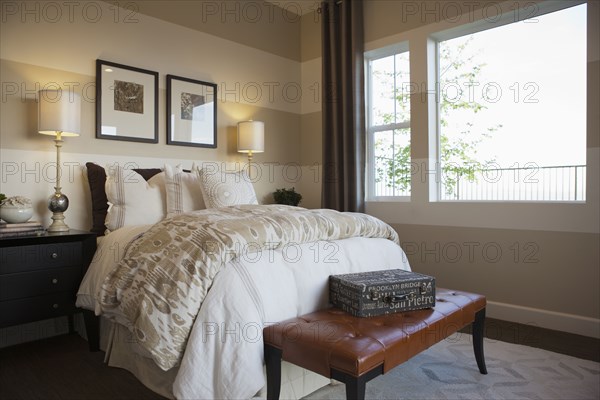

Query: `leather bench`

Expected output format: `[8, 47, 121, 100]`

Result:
[263, 288, 487, 400]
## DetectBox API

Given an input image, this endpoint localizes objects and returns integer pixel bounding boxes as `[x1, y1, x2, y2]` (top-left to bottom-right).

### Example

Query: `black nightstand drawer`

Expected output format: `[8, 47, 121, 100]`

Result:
[0, 267, 81, 301]
[0, 292, 77, 327]
[0, 242, 82, 274]
[0, 231, 99, 349]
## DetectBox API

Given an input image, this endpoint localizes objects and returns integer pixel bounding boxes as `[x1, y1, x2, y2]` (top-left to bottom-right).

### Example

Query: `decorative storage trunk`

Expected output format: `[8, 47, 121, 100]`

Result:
[329, 269, 436, 317]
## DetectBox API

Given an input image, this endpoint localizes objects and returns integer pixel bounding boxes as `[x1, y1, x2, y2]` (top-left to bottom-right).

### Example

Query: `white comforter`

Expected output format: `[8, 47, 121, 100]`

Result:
[77, 225, 410, 399]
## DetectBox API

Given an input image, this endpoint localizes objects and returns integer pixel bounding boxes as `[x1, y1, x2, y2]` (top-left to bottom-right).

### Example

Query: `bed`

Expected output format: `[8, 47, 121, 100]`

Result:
[76, 163, 411, 399]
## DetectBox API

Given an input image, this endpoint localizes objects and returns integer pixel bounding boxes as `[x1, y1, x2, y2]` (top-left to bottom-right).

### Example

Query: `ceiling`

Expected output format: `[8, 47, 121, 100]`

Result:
[264, 0, 319, 16]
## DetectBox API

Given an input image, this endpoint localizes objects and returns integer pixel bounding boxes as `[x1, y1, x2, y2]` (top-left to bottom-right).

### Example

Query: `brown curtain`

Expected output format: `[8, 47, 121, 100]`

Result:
[321, 0, 365, 212]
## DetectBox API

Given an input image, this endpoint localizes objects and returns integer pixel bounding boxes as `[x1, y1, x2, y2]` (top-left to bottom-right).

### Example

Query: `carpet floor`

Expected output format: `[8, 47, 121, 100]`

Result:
[0, 334, 166, 400]
[305, 333, 600, 400]
[1, 331, 598, 399]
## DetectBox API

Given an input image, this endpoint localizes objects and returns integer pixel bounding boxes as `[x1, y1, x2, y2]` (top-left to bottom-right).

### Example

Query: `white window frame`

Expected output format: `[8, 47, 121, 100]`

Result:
[365, 42, 410, 202]
[429, 0, 587, 203]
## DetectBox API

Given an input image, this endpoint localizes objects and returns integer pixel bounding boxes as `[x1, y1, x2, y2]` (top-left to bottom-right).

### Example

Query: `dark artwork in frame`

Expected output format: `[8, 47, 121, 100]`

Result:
[181, 92, 205, 120]
[113, 80, 144, 114]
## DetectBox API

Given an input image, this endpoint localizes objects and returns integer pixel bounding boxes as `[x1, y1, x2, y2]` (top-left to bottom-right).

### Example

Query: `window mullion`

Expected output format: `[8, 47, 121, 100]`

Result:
[369, 122, 409, 133]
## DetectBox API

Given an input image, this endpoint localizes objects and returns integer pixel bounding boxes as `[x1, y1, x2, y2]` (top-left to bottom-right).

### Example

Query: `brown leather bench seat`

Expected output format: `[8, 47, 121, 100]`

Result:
[263, 288, 487, 400]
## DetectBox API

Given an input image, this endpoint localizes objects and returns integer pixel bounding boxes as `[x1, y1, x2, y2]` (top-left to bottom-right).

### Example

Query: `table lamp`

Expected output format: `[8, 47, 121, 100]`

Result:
[38, 89, 80, 232]
[237, 120, 264, 179]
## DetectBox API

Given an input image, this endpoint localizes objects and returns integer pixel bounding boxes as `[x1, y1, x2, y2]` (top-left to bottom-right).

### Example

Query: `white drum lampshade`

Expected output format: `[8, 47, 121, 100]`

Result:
[237, 120, 265, 157]
[39, 90, 81, 137]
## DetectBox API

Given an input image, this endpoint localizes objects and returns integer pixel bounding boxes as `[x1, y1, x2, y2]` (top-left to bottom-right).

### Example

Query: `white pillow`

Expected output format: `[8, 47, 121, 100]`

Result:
[164, 164, 206, 217]
[196, 167, 258, 208]
[105, 165, 166, 231]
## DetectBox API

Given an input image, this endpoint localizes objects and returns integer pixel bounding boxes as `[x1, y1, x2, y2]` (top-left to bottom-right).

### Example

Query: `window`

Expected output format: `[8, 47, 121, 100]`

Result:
[366, 45, 411, 199]
[435, 3, 587, 201]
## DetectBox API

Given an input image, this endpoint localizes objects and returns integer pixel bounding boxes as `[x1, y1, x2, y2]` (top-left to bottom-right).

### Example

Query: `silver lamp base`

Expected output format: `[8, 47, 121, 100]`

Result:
[48, 193, 70, 232]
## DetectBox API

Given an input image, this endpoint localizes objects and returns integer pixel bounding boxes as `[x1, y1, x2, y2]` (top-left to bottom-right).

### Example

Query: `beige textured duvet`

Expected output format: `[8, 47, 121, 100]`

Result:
[98, 204, 399, 370]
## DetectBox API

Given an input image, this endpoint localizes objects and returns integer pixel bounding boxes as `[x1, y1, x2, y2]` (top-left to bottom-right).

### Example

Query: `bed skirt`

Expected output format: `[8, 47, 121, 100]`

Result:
[100, 318, 330, 399]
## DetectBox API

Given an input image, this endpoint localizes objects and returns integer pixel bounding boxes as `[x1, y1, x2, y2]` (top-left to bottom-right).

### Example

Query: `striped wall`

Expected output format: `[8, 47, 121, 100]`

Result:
[0, 0, 309, 346]
[298, 0, 600, 338]
[0, 0, 310, 226]
[0, 0, 598, 343]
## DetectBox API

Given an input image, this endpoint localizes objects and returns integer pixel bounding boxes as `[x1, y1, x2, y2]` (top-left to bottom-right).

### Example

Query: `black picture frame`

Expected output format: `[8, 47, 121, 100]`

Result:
[166, 74, 217, 148]
[96, 59, 159, 143]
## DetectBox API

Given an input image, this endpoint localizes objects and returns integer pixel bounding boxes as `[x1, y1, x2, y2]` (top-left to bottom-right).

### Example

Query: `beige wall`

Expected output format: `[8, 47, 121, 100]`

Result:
[0, 0, 308, 347]
[393, 224, 600, 317]
[380, 0, 600, 337]
[298, 10, 323, 208]
[0, 0, 307, 228]
[298, 0, 599, 337]
[123, 0, 302, 61]
[0, 60, 300, 163]
[1, 1, 598, 339]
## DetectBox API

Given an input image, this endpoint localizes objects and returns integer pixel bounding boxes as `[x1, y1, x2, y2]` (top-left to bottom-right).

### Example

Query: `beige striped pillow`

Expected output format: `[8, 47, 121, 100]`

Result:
[104, 165, 166, 232]
[164, 164, 205, 217]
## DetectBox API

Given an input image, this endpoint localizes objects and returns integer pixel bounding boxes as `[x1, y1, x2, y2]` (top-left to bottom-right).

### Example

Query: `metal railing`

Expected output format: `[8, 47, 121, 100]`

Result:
[441, 164, 587, 201]
[374, 161, 586, 201]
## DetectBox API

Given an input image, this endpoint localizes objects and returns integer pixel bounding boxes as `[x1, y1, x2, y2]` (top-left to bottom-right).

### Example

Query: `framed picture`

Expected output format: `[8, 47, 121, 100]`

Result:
[96, 59, 158, 143]
[167, 74, 217, 148]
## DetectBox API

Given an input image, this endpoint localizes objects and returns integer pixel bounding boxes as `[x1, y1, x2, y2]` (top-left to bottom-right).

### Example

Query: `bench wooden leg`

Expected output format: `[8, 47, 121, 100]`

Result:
[331, 365, 383, 400]
[345, 378, 366, 400]
[265, 344, 282, 400]
[473, 307, 487, 374]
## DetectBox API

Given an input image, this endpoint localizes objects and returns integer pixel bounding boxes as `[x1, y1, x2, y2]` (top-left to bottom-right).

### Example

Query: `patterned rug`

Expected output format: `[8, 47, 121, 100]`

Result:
[305, 333, 600, 400]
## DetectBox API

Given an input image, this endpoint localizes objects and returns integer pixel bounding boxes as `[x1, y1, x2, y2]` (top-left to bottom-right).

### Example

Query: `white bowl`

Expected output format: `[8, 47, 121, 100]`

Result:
[0, 205, 33, 223]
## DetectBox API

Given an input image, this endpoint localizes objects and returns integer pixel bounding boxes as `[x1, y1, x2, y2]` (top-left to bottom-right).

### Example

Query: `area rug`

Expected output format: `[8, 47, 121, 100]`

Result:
[304, 333, 599, 400]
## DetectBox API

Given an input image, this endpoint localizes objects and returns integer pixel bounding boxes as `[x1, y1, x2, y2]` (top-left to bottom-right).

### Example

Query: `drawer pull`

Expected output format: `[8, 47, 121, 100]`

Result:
[52, 278, 58, 284]
[52, 303, 59, 309]
[51, 253, 59, 259]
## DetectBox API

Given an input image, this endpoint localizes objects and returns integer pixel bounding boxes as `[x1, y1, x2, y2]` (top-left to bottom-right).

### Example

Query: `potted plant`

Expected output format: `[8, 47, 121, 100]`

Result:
[273, 188, 302, 206]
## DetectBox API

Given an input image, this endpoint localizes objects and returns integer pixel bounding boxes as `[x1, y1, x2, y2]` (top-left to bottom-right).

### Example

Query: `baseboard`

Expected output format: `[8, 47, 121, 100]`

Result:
[487, 300, 600, 339]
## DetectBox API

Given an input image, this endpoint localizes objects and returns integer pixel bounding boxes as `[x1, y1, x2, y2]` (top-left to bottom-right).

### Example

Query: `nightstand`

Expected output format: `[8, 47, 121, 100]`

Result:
[0, 230, 98, 350]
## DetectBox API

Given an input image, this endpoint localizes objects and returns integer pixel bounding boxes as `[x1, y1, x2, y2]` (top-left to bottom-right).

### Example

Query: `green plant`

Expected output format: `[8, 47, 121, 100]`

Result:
[0, 193, 6, 205]
[273, 188, 302, 206]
